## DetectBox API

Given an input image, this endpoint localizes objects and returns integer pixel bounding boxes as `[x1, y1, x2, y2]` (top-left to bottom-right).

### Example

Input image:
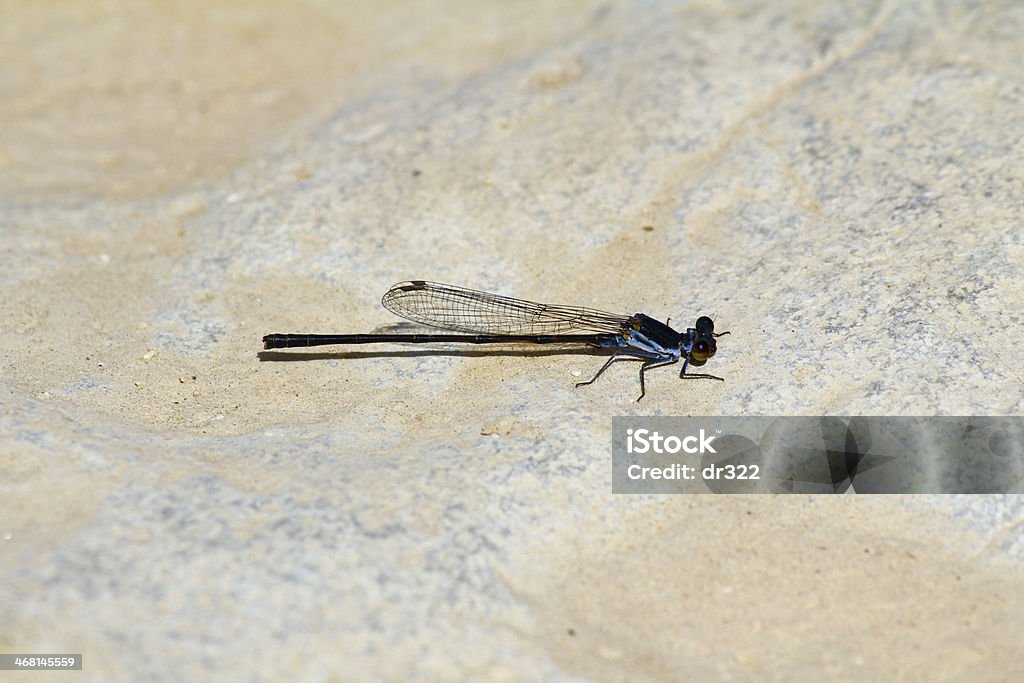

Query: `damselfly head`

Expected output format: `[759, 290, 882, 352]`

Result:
[687, 316, 718, 366]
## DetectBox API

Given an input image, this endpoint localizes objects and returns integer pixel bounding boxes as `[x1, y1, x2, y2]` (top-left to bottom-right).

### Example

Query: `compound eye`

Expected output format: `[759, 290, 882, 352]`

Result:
[690, 338, 712, 364]
[695, 316, 715, 336]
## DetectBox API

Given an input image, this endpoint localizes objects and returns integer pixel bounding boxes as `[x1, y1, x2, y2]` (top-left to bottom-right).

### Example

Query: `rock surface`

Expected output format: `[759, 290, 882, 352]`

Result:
[2, 1, 1022, 681]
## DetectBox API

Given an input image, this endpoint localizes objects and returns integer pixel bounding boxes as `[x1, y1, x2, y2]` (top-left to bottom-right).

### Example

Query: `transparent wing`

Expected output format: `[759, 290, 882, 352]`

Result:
[381, 281, 630, 335]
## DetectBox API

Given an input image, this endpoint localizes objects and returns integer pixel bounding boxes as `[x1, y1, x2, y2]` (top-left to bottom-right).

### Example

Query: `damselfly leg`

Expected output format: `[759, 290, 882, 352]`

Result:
[637, 358, 680, 402]
[679, 356, 725, 382]
[575, 354, 645, 389]
[576, 353, 681, 401]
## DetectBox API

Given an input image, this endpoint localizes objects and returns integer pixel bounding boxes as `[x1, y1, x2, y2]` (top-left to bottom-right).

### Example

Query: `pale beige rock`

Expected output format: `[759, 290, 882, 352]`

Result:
[1, 1, 1023, 681]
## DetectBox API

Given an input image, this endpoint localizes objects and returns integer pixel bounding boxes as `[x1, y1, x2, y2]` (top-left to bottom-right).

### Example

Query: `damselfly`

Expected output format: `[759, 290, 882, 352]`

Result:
[262, 280, 728, 401]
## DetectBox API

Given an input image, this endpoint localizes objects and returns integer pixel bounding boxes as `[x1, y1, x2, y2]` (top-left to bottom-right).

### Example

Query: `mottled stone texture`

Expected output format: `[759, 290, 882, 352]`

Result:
[1, 1, 1022, 681]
